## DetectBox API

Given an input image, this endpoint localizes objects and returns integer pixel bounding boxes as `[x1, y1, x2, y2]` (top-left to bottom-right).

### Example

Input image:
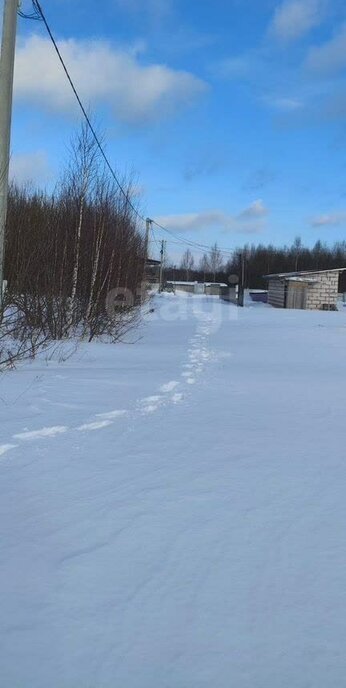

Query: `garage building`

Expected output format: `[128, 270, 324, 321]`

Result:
[265, 268, 346, 310]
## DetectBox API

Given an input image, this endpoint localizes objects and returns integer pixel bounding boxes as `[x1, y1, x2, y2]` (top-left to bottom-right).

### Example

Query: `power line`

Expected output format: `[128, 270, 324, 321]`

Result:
[29, 0, 146, 225]
[17, 10, 40, 19]
[152, 221, 236, 257]
[18, 2, 41, 20]
[152, 220, 236, 255]
[150, 226, 161, 252]
[151, 226, 237, 263]
[20, 1, 238, 259]
[168, 239, 229, 255]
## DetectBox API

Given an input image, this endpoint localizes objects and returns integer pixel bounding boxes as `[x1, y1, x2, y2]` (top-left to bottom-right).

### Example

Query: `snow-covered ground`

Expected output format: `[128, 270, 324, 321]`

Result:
[1, 294, 346, 687]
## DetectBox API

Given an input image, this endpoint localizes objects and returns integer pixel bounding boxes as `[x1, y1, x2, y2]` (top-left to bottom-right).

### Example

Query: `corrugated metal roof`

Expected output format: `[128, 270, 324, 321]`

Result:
[146, 258, 161, 266]
[264, 267, 346, 280]
[286, 277, 318, 283]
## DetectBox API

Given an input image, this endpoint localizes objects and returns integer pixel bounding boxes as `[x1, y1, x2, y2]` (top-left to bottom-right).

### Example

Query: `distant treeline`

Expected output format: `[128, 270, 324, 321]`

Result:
[166, 238, 346, 291]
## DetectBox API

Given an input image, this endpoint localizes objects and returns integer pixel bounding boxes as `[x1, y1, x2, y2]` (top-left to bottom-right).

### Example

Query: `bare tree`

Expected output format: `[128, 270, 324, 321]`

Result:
[208, 243, 223, 282]
[180, 249, 195, 281]
[292, 236, 302, 272]
[199, 253, 210, 282]
[1, 123, 146, 369]
[63, 123, 100, 332]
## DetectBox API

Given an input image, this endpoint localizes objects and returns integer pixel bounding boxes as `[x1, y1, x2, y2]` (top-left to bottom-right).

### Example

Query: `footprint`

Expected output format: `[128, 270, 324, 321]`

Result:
[141, 405, 158, 414]
[13, 426, 67, 441]
[96, 410, 127, 420]
[160, 381, 179, 393]
[139, 395, 164, 414]
[77, 420, 113, 431]
[172, 393, 183, 403]
[0, 444, 17, 457]
[142, 395, 162, 404]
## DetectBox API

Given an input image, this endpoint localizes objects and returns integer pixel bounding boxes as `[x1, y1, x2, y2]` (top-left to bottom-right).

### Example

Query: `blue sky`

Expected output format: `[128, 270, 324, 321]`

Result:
[8, 0, 346, 261]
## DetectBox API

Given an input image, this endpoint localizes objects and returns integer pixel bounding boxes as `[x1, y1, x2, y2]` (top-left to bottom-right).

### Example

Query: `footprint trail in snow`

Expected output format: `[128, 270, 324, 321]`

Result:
[3, 306, 217, 455]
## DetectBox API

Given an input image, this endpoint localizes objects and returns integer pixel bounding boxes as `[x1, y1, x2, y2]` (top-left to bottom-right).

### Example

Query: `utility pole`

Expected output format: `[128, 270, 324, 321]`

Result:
[144, 217, 152, 263]
[238, 252, 245, 307]
[0, 0, 19, 302]
[143, 217, 152, 283]
[159, 240, 166, 293]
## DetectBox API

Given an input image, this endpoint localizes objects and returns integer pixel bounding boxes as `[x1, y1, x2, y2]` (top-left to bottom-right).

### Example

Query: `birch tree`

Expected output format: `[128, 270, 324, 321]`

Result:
[208, 243, 223, 282]
[180, 249, 195, 281]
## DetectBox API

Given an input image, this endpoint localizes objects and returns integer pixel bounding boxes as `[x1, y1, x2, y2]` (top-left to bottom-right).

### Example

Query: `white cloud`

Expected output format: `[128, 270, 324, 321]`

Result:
[238, 199, 269, 219]
[9, 151, 53, 186]
[155, 211, 227, 232]
[155, 201, 269, 234]
[14, 35, 207, 124]
[305, 24, 346, 74]
[270, 0, 326, 42]
[264, 96, 304, 111]
[310, 211, 346, 227]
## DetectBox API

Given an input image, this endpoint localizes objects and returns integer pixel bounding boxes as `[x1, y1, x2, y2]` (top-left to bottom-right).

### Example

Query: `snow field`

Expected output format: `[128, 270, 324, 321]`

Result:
[1, 294, 346, 687]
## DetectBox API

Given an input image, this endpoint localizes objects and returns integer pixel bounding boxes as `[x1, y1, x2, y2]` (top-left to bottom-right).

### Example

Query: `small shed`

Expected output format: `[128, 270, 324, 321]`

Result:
[165, 281, 198, 294]
[264, 268, 346, 310]
[165, 281, 227, 296]
[204, 282, 227, 296]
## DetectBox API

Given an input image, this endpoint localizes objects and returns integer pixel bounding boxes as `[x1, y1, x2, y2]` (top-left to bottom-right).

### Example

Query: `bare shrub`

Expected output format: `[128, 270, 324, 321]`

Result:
[1, 123, 146, 370]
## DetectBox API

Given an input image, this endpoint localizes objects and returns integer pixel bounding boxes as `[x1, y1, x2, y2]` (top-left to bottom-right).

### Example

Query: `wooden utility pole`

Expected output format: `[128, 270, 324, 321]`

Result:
[143, 217, 152, 284]
[159, 240, 166, 292]
[144, 218, 152, 262]
[238, 252, 245, 307]
[0, 0, 18, 303]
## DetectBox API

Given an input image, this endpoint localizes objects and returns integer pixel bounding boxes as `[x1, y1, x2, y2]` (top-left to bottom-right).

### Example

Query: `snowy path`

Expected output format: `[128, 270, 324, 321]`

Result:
[0, 296, 216, 456]
[1, 296, 346, 687]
